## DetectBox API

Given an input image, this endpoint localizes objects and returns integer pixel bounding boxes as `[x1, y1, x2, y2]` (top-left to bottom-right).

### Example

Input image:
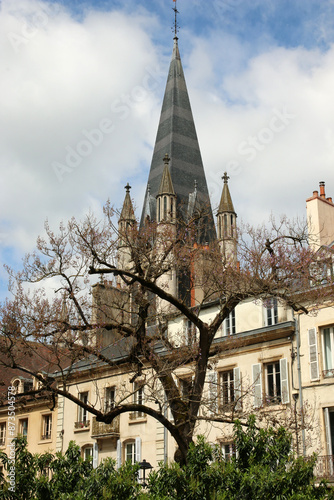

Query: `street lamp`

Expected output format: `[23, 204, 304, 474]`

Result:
[139, 459, 153, 487]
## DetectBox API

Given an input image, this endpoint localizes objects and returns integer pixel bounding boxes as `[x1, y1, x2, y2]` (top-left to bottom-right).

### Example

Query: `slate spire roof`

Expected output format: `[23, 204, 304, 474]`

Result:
[158, 154, 175, 196]
[141, 37, 216, 242]
[218, 172, 235, 214]
[120, 183, 135, 222]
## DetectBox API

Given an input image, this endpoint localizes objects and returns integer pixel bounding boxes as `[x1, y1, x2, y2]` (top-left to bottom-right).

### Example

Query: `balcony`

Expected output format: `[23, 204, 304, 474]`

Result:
[91, 416, 120, 438]
[314, 455, 334, 480]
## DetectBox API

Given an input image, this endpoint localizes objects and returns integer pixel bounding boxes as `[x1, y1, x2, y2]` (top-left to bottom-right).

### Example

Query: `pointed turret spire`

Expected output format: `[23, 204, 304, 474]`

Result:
[156, 154, 177, 223]
[218, 173, 235, 214]
[141, 36, 216, 242]
[120, 183, 135, 222]
[217, 173, 237, 261]
[158, 154, 176, 196]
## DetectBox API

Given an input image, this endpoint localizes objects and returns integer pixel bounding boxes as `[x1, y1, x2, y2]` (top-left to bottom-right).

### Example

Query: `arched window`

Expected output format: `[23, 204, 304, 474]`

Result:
[82, 444, 93, 461]
[158, 198, 161, 222]
[163, 196, 167, 220]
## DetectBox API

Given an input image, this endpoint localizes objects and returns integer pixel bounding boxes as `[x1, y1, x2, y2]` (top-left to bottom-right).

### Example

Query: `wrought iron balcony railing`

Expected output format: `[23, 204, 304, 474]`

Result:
[314, 455, 334, 479]
[91, 416, 120, 437]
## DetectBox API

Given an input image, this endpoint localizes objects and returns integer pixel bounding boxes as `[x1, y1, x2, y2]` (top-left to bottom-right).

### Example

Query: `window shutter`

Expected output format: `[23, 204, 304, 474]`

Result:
[135, 437, 142, 480]
[93, 442, 98, 469]
[324, 408, 332, 455]
[233, 367, 241, 410]
[116, 439, 122, 469]
[207, 370, 218, 414]
[280, 358, 289, 404]
[252, 363, 262, 408]
[308, 328, 319, 381]
[324, 408, 334, 476]
[135, 437, 142, 463]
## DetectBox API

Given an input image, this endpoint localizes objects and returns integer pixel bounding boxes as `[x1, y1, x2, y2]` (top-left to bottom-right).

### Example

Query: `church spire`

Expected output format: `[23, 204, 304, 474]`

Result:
[156, 154, 176, 223]
[217, 173, 237, 262]
[120, 183, 135, 223]
[140, 34, 216, 243]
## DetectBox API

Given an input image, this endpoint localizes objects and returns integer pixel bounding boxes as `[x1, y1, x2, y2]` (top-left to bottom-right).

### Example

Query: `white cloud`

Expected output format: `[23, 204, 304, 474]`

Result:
[1, 0, 334, 300]
[186, 37, 334, 224]
[0, 0, 164, 255]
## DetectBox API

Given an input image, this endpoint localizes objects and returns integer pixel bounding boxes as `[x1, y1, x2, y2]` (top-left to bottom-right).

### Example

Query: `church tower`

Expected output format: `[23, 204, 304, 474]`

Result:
[155, 154, 178, 314]
[117, 183, 136, 283]
[217, 172, 237, 263]
[140, 35, 216, 244]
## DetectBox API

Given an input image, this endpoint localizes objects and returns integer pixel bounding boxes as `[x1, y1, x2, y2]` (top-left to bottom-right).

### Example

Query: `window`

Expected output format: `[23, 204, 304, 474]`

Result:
[324, 408, 334, 456]
[252, 359, 289, 408]
[0, 423, 6, 446]
[41, 414, 52, 440]
[219, 371, 234, 410]
[323, 326, 334, 377]
[209, 368, 241, 414]
[12, 379, 22, 394]
[223, 310, 236, 336]
[23, 380, 33, 392]
[130, 383, 144, 419]
[126, 441, 136, 464]
[184, 319, 198, 345]
[82, 444, 98, 468]
[105, 387, 115, 412]
[116, 437, 141, 469]
[19, 419, 28, 437]
[163, 196, 167, 220]
[265, 298, 278, 326]
[221, 442, 236, 461]
[180, 377, 193, 402]
[83, 445, 93, 461]
[265, 362, 281, 404]
[77, 392, 89, 425]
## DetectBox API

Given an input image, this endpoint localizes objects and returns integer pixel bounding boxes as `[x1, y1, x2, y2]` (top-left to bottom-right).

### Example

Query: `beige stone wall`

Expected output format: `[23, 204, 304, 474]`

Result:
[0, 400, 58, 457]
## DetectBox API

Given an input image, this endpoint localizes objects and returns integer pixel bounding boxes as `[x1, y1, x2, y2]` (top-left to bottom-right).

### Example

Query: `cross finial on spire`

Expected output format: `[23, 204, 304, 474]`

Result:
[222, 172, 229, 184]
[125, 182, 131, 192]
[172, 0, 179, 39]
[163, 153, 170, 166]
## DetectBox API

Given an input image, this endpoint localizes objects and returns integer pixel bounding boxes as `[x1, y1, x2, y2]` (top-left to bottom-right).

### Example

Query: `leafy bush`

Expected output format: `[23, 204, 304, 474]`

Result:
[1, 419, 333, 499]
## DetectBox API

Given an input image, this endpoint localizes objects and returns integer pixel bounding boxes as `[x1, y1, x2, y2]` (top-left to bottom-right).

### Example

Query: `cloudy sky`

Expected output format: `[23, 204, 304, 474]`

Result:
[1, 0, 334, 300]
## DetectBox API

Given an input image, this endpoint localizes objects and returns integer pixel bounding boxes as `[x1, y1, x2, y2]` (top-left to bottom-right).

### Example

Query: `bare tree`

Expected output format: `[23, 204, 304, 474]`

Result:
[0, 205, 331, 464]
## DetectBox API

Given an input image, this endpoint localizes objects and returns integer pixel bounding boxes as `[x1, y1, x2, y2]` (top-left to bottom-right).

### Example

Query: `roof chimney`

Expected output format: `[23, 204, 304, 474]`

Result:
[319, 181, 326, 198]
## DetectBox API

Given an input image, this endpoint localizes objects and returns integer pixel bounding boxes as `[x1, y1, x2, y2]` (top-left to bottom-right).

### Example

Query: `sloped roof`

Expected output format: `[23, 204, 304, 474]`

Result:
[141, 38, 216, 241]
[218, 179, 235, 214]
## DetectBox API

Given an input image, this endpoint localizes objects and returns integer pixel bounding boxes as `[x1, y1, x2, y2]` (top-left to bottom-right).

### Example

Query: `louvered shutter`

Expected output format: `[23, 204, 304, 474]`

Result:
[252, 363, 262, 408]
[116, 439, 122, 469]
[308, 328, 319, 381]
[233, 367, 241, 410]
[280, 358, 290, 404]
[93, 442, 98, 469]
[207, 370, 218, 414]
[135, 437, 142, 480]
[324, 408, 334, 476]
